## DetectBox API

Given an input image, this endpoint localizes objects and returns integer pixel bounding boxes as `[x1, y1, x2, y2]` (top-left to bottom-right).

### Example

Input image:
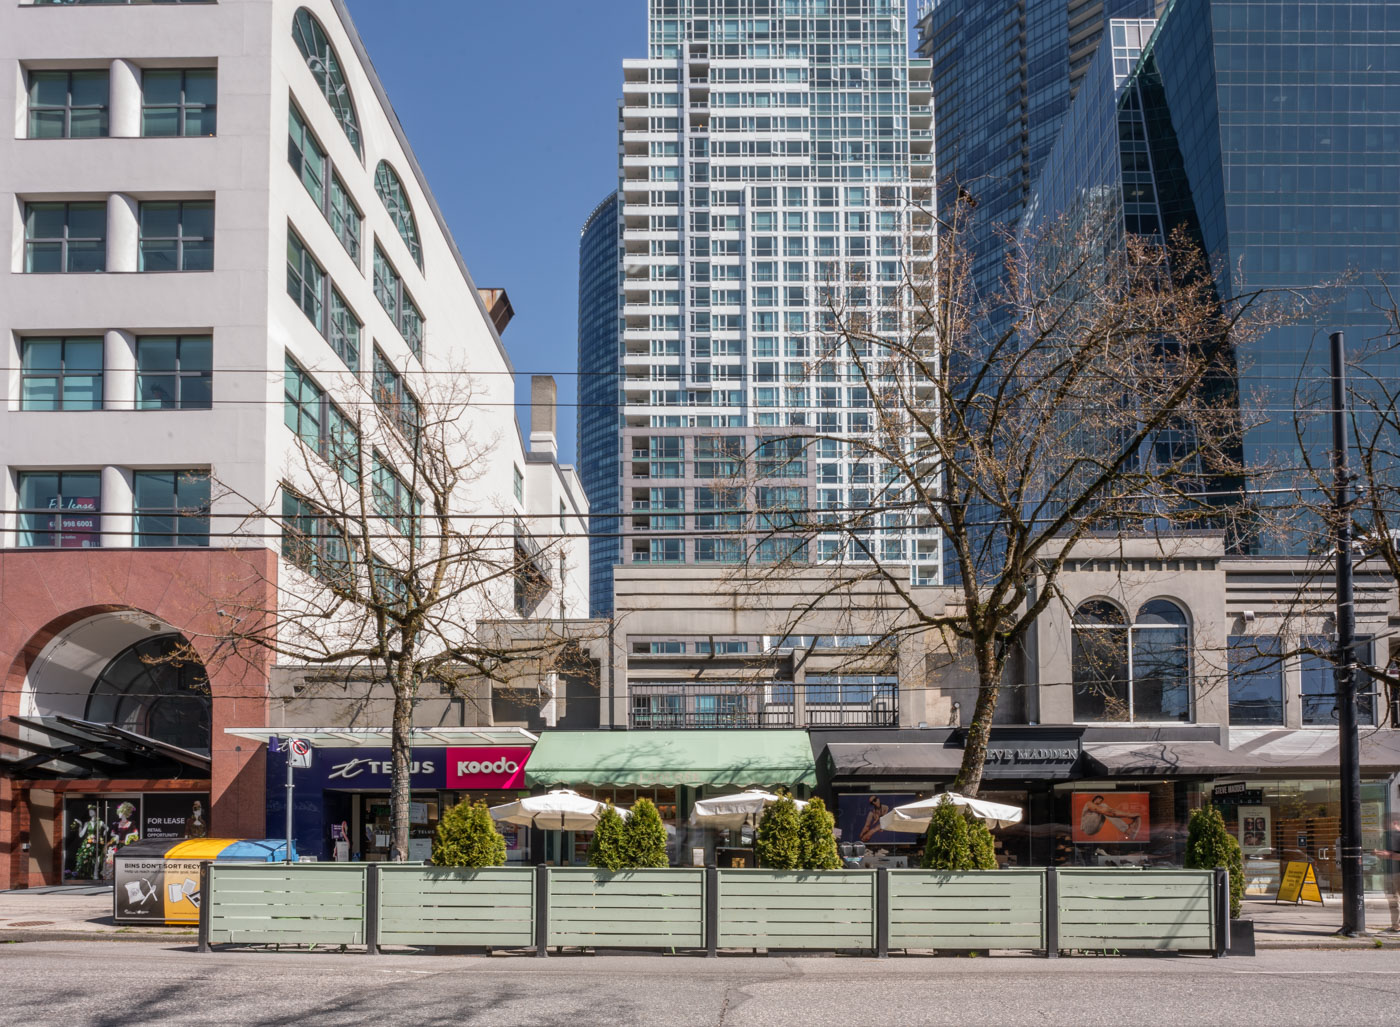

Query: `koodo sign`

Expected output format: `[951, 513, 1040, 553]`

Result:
[447, 747, 531, 789]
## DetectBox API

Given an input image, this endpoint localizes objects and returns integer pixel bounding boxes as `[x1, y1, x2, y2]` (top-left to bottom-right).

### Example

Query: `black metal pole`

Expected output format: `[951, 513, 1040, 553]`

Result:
[1330, 330, 1366, 937]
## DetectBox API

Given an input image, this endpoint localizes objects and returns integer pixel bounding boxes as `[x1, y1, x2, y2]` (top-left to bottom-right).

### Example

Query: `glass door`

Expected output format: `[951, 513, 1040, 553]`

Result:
[63, 795, 142, 881]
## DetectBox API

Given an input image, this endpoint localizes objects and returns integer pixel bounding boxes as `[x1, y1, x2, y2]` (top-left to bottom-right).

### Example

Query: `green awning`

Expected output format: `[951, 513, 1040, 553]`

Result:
[523, 730, 817, 790]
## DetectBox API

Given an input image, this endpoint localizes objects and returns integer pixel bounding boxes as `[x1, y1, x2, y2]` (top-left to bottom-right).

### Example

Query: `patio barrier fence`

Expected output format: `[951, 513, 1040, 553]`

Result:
[199, 862, 1230, 958]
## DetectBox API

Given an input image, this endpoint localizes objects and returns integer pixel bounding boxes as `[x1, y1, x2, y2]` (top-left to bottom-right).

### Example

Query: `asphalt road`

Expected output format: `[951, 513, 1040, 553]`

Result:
[2, 942, 1398, 1027]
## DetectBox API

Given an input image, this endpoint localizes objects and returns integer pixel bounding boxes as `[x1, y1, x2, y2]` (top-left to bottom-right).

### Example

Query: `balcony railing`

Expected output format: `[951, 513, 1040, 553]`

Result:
[629, 681, 898, 729]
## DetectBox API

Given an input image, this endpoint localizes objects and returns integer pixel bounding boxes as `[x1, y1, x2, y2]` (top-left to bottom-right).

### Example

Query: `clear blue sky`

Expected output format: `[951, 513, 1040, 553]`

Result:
[343, 0, 644, 465]
[343, 1, 923, 465]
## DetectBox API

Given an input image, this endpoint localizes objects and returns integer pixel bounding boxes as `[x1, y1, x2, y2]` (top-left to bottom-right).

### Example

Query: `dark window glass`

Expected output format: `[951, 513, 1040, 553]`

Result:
[374, 161, 422, 269]
[24, 202, 106, 273]
[1301, 635, 1376, 726]
[286, 228, 324, 329]
[20, 337, 103, 410]
[1228, 635, 1285, 725]
[27, 69, 109, 139]
[133, 469, 210, 547]
[291, 7, 361, 156]
[1073, 600, 1130, 721]
[138, 201, 213, 271]
[142, 69, 216, 137]
[136, 335, 211, 410]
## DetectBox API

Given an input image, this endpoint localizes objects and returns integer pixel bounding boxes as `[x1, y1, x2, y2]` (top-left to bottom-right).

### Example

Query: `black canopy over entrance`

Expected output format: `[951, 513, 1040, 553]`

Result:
[0, 715, 211, 780]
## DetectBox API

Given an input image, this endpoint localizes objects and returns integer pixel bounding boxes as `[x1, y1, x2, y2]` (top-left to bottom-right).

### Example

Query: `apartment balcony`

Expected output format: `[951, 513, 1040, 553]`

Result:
[629, 681, 898, 730]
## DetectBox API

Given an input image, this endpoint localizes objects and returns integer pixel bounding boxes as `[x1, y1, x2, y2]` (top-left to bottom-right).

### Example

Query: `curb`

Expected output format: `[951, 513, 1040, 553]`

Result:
[1, 929, 197, 945]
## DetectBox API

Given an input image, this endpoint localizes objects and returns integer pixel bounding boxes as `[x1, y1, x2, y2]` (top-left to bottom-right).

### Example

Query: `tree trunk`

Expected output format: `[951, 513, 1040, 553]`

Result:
[953, 664, 1001, 797]
[389, 678, 414, 862]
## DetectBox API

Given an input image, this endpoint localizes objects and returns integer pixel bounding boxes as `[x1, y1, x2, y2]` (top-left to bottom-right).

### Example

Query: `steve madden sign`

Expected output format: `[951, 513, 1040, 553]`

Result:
[985, 747, 1080, 764]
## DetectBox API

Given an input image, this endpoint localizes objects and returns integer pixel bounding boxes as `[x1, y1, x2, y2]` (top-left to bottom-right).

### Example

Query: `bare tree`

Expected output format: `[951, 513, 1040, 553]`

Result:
[736, 197, 1299, 795]
[193, 362, 587, 859]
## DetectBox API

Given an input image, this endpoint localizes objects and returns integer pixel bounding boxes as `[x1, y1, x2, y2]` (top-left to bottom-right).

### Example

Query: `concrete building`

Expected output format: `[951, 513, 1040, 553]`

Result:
[0, 0, 587, 887]
[579, 0, 940, 617]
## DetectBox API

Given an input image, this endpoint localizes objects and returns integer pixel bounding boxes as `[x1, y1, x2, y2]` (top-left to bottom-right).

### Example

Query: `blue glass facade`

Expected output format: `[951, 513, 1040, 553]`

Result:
[918, 0, 1159, 300]
[576, 192, 621, 615]
[1026, 0, 1400, 550]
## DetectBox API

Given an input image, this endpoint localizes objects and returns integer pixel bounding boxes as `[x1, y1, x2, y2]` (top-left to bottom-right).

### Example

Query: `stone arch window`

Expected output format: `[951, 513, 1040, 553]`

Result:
[375, 161, 422, 269]
[1072, 598, 1191, 722]
[84, 633, 212, 754]
[292, 7, 362, 158]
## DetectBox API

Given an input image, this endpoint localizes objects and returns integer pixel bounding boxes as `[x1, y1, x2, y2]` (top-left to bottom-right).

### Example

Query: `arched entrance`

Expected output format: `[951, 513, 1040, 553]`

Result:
[8, 610, 213, 881]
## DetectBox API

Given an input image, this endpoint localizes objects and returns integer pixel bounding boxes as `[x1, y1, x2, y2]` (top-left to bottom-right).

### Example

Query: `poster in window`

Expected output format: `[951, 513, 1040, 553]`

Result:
[836, 793, 917, 847]
[1071, 791, 1150, 843]
[1238, 805, 1272, 855]
[142, 793, 211, 841]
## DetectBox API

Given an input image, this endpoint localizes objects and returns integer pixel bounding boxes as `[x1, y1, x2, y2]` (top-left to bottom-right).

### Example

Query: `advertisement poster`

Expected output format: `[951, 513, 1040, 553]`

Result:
[1238, 805, 1272, 855]
[836, 794, 917, 847]
[113, 855, 202, 925]
[1072, 792, 1150, 843]
[57, 496, 99, 548]
[143, 793, 210, 841]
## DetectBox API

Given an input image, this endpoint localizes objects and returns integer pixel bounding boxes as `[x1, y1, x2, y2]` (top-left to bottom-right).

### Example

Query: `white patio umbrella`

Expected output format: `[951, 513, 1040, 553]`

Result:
[688, 789, 807, 830]
[878, 792, 1024, 833]
[488, 789, 628, 832]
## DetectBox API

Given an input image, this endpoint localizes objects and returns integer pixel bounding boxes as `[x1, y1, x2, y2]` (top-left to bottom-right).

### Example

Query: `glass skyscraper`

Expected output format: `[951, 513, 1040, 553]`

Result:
[1024, 0, 1400, 548]
[577, 192, 622, 615]
[917, 0, 1161, 299]
[579, 0, 939, 607]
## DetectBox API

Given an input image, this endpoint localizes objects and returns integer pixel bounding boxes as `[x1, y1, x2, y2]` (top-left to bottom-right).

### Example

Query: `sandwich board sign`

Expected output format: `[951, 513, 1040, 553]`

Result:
[1275, 860, 1325, 905]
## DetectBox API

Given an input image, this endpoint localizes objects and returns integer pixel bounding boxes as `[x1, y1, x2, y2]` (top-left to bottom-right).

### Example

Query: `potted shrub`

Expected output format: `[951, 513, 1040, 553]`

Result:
[1185, 804, 1250, 954]
[797, 797, 843, 870]
[587, 802, 629, 871]
[621, 797, 671, 868]
[431, 800, 506, 868]
[922, 796, 975, 870]
[755, 793, 802, 869]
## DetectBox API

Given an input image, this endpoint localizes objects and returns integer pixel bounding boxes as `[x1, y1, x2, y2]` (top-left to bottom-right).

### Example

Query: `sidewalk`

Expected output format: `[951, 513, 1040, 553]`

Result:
[2, 886, 1398, 951]
[1242, 896, 1400, 949]
[0, 886, 195, 942]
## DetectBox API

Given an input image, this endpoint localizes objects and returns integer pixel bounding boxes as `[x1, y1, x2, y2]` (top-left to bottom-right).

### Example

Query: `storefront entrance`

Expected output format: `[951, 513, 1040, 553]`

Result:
[61, 791, 210, 881]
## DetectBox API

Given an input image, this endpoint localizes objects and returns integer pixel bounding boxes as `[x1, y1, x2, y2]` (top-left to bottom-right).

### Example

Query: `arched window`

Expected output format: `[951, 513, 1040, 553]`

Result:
[85, 634, 211, 754]
[292, 7, 362, 158]
[1072, 598, 1191, 722]
[375, 161, 422, 269]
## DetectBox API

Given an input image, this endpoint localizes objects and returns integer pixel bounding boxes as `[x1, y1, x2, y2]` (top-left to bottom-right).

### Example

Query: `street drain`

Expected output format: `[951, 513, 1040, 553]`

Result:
[7, 921, 54, 927]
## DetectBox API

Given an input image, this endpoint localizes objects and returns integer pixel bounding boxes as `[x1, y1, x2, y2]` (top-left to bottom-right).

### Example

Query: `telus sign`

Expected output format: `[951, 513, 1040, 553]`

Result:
[446, 746, 531, 789]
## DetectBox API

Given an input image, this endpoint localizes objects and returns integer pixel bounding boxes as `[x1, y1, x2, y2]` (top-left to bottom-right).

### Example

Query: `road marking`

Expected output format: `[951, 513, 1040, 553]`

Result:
[1231, 971, 1400, 976]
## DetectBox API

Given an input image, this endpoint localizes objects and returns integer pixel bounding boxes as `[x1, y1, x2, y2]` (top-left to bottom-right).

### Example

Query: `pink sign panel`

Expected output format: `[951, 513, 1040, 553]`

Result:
[445, 746, 532, 789]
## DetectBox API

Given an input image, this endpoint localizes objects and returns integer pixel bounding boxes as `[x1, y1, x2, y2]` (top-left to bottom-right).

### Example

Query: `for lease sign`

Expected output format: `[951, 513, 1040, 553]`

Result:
[445, 746, 531, 789]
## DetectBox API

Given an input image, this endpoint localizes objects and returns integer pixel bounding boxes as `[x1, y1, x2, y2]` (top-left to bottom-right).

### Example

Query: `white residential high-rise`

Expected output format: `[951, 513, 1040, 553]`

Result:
[582, 0, 937, 613]
[0, 0, 587, 887]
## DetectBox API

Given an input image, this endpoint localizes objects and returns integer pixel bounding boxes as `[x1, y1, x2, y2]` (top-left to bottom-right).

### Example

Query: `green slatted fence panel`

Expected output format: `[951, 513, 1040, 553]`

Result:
[1057, 869, 1215, 952]
[547, 868, 705, 948]
[888, 869, 1046, 950]
[717, 869, 875, 950]
[378, 865, 535, 947]
[208, 863, 367, 946]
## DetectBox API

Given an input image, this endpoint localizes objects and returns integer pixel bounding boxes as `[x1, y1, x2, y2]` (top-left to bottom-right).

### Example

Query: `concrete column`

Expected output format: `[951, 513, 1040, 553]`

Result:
[104, 330, 135, 411]
[106, 193, 139, 274]
[101, 465, 133, 549]
[109, 59, 142, 139]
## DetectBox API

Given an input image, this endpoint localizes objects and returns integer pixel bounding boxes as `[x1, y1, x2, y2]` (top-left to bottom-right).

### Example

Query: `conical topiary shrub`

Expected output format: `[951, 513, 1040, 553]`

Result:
[755, 792, 802, 869]
[621, 797, 670, 868]
[587, 801, 628, 871]
[922, 795, 974, 870]
[1185, 804, 1244, 918]
[431, 800, 506, 868]
[797, 797, 843, 870]
[965, 809, 998, 870]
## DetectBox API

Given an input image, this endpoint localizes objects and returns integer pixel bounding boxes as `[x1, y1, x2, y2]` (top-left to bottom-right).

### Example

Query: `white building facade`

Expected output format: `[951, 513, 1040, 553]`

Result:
[605, 0, 938, 589]
[0, 0, 587, 887]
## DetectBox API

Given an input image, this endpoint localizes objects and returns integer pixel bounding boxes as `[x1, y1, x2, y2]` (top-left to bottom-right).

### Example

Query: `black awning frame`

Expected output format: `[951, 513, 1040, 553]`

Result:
[0, 715, 211, 781]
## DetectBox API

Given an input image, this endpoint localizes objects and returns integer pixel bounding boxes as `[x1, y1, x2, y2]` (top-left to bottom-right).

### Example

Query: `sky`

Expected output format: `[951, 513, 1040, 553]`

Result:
[342, 1, 925, 466]
[343, 0, 644, 466]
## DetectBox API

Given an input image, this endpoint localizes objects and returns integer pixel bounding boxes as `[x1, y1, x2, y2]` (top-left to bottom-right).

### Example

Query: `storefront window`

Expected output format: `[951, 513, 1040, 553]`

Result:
[1227, 634, 1284, 725]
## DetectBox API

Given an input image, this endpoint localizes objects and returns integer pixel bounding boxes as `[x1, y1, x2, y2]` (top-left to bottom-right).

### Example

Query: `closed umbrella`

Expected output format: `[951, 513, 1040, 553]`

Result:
[489, 789, 628, 832]
[688, 789, 807, 830]
[878, 792, 1024, 833]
